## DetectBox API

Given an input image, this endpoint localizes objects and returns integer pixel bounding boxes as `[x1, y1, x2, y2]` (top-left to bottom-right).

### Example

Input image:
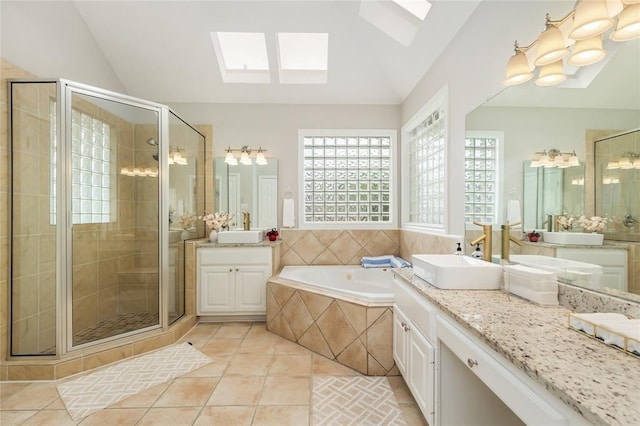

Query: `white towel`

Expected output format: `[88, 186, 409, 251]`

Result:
[507, 200, 521, 226]
[283, 198, 295, 228]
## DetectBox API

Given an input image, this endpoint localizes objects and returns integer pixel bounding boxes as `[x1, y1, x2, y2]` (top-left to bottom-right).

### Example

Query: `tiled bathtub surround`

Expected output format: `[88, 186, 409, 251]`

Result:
[266, 281, 397, 376]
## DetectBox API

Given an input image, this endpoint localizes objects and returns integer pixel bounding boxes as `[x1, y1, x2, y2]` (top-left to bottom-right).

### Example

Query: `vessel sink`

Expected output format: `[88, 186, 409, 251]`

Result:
[411, 254, 502, 290]
[543, 232, 603, 246]
[217, 229, 264, 244]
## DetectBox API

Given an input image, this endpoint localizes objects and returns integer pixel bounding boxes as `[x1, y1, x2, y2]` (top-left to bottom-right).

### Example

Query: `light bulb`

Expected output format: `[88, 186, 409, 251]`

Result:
[535, 60, 567, 86]
[568, 35, 606, 66]
[225, 151, 236, 165]
[256, 150, 267, 165]
[240, 151, 252, 165]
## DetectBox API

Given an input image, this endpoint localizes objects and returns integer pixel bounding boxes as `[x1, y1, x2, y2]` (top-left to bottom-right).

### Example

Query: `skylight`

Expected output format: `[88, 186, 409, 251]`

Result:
[210, 32, 270, 83]
[276, 33, 329, 84]
[391, 0, 432, 21]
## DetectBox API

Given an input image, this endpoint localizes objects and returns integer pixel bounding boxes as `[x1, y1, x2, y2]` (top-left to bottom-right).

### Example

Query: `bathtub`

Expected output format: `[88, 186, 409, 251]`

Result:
[267, 265, 397, 376]
[276, 265, 394, 304]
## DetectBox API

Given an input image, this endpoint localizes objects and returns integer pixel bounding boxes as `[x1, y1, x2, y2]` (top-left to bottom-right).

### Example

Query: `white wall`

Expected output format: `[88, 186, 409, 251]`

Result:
[1, 1, 124, 93]
[401, 1, 575, 236]
[168, 102, 401, 225]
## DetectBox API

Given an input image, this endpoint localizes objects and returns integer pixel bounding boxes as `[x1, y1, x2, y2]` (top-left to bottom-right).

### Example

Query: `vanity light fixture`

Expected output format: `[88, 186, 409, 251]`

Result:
[607, 151, 640, 169]
[504, 0, 639, 87]
[224, 145, 268, 166]
[530, 149, 580, 168]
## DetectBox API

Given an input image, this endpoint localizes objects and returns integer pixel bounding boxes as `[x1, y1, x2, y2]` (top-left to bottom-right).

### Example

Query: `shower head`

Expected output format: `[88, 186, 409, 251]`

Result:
[146, 137, 157, 146]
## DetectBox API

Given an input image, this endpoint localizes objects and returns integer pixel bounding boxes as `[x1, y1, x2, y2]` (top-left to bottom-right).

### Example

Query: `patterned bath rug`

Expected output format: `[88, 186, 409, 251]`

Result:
[312, 376, 407, 425]
[57, 342, 212, 420]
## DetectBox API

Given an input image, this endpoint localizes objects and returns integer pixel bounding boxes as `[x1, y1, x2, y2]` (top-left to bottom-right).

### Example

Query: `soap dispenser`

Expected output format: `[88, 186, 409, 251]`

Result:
[471, 243, 483, 259]
[454, 242, 463, 255]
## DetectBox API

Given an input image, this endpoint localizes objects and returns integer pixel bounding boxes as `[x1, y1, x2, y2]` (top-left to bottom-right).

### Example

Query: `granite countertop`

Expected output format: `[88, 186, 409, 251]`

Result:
[394, 268, 640, 426]
[196, 239, 282, 248]
[522, 240, 631, 250]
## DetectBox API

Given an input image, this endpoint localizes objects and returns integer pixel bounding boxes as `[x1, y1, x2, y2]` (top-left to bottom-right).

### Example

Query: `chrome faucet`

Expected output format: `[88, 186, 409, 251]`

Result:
[469, 221, 492, 262]
[501, 222, 524, 263]
[243, 211, 250, 231]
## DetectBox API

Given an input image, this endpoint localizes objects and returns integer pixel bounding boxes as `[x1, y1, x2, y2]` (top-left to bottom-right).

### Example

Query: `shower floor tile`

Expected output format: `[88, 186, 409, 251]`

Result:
[73, 312, 159, 346]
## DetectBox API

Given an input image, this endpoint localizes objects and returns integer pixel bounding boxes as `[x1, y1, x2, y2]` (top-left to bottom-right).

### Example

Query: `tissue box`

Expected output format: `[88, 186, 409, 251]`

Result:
[503, 264, 558, 306]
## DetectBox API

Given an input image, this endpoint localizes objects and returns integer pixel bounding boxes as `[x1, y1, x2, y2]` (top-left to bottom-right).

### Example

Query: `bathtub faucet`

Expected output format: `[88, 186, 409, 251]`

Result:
[243, 211, 250, 231]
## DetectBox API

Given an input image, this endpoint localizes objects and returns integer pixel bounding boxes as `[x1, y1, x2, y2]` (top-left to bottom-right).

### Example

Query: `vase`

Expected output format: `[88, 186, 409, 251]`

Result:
[209, 228, 218, 243]
[181, 229, 190, 240]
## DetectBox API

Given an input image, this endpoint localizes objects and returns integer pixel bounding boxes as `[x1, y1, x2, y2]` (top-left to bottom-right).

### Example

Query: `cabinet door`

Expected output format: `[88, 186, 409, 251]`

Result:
[393, 306, 410, 376]
[235, 265, 271, 313]
[199, 265, 234, 314]
[408, 328, 435, 426]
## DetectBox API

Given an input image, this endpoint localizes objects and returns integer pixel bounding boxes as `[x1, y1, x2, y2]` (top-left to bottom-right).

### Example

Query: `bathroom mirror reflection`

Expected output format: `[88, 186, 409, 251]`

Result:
[465, 38, 640, 300]
[214, 158, 278, 229]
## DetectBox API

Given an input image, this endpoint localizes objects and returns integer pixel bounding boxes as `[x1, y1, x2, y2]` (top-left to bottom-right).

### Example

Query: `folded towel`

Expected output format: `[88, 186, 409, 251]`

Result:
[391, 257, 411, 268]
[569, 313, 628, 335]
[361, 255, 394, 268]
[282, 198, 295, 228]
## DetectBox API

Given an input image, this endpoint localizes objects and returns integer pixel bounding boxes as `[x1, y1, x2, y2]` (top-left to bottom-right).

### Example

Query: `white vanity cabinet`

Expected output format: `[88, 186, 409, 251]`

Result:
[393, 276, 588, 426]
[197, 247, 272, 317]
[555, 247, 628, 291]
[393, 278, 435, 426]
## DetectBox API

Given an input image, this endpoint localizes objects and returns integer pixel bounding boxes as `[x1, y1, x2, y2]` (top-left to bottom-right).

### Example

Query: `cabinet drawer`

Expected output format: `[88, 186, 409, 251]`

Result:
[394, 278, 435, 342]
[199, 247, 271, 265]
[436, 316, 569, 426]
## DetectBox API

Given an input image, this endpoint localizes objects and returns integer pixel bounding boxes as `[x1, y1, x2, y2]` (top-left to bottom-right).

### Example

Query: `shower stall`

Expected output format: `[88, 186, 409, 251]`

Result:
[8, 79, 205, 357]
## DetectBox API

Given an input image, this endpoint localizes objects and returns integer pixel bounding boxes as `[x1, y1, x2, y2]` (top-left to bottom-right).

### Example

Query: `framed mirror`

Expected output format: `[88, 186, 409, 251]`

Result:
[214, 158, 278, 229]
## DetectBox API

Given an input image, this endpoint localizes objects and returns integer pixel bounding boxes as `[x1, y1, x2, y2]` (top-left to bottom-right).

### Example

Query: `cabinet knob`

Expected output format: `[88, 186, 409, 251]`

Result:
[467, 358, 478, 368]
[401, 322, 410, 332]
[229, 269, 233, 272]
[236, 268, 239, 272]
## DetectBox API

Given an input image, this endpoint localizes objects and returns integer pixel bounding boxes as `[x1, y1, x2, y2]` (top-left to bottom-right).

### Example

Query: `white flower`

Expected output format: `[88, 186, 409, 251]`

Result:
[556, 215, 574, 230]
[578, 215, 608, 233]
[200, 211, 234, 230]
[175, 213, 197, 229]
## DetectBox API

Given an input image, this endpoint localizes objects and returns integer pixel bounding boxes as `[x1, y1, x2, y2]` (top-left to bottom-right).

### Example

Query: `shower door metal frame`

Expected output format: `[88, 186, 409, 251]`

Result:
[59, 80, 169, 354]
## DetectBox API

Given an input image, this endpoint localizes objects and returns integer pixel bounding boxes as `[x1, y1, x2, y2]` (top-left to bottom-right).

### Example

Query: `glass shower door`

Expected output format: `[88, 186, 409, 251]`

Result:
[68, 90, 161, 348]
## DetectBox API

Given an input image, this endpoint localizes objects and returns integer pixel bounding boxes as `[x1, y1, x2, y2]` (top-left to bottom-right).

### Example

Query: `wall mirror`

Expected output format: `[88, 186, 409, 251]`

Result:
[214, 158, 278, 229]
[465, 37, 640, 300]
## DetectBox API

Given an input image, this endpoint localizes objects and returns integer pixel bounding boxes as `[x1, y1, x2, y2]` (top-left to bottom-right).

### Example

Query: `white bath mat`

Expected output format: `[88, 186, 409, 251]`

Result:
[312, 376, 407, 425]
[57, 342, 212, 420]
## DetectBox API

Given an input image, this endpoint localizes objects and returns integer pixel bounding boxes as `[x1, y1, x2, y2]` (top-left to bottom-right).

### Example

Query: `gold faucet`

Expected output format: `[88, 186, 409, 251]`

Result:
[501, 222, 524, 262]
[469, 221, 492, 262]
[243, 211, 250, 231]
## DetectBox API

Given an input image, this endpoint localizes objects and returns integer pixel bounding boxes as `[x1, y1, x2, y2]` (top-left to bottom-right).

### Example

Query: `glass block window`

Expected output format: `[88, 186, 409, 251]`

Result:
[464, 132, 501, 225]
[50, 100, 112, 224]
[406, 106, 446, 227]
[300, 131, 395, 225]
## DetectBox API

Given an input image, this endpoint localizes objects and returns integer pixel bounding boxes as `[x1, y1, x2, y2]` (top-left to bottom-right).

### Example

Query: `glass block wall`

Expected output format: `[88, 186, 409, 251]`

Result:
[464, 135, 498, 224]
[302, 135, 392, 223]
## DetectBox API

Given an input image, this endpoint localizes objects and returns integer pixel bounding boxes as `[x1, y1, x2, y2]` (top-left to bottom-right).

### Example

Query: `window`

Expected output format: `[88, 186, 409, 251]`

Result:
[299, 130, 396, 228]
[50, 101, 113, 224]
[402, 87, 447, 230]
[464, 131, 502, 226]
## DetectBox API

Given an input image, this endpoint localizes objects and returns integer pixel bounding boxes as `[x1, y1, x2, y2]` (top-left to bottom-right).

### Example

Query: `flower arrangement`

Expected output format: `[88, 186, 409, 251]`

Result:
[556, 215, 574, 231]
[201, 211, 234, 230]
[175, 213, 197, 230]
[578, 215, 608, 233]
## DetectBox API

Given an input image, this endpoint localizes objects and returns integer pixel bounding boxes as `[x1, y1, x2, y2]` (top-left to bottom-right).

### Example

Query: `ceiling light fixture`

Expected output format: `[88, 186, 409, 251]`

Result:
[504, 1, 637, 87]
[224, 146, 268, 166]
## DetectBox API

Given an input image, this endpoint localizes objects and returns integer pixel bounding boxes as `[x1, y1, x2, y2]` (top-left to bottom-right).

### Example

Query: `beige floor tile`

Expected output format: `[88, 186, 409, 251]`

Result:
[79, 408, 147, 425]
[194, 406, 255, 426]
[0, 382, 59, 410]
[44, 397, 67, 410]
[0, 382, 30, 402]
[311, 354, 361, 376]
[253, 405, 310, 426]
[274, 339, 315, 355]
[237, 336, 278, 354]
[137, 407, 202, 425]
[245, 323, 275, 338]
[399, 402, 428, 426]
[184, 355, 231, 377]
[269, 355, 312, 376]
[20, 409, 77, 426]
[225, 354, 272, 376]
[214, 322, 252, 339]
[153, 377, 219, 407]
[0, 410, 38, 426]
[387, 376, 415, 405]
[259, 376, 310, 406]
[110, 381, 170, 408]
[199, 338, 242, 356]
[207, 377, 265, 406]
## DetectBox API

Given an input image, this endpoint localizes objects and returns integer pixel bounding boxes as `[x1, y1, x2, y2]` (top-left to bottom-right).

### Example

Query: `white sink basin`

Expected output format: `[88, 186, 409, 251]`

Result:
[543, 232, 603, 246]
[411, 254, 502, 290]
[217, 229, 264, 244]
